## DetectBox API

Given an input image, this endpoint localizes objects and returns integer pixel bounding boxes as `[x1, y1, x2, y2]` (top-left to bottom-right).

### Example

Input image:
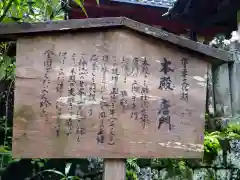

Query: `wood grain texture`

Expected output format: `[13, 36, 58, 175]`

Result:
[0, 17, 233, 63]
[103, 159, 126, 180]
[13, 29, 208, 158]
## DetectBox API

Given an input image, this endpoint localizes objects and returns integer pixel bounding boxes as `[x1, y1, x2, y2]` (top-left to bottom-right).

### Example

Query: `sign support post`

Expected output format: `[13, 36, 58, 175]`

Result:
[103, 159, 126, 180]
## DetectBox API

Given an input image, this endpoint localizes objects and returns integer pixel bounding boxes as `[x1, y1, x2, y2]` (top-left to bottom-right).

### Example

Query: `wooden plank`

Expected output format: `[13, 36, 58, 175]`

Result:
[212, 63, 232, 117]
[0, 17, 124, 38]
[13, 28, 207, 158]
[103, 159, 126, 180]
[0, 17, 233, 63]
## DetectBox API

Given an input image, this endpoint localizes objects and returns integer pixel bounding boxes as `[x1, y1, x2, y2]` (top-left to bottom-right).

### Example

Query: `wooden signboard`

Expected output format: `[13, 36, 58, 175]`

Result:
[13, 28, 207, 158]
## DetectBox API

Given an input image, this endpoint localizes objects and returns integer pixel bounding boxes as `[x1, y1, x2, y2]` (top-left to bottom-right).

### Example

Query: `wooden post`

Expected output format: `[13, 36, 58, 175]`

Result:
[103, 159, 126, 180]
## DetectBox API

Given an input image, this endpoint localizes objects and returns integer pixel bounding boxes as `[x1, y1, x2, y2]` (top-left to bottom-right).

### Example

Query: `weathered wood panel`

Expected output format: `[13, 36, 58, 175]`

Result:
[13, 29, 208, 158]
[104, 159, 126, 180]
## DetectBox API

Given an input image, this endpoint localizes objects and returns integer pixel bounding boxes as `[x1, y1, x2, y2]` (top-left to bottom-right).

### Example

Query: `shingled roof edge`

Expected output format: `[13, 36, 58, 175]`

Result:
[0, 17, 233, 63]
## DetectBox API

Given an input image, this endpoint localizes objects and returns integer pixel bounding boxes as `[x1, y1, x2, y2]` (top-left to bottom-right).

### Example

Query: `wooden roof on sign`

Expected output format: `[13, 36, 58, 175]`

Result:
[0, 17, 233, 63]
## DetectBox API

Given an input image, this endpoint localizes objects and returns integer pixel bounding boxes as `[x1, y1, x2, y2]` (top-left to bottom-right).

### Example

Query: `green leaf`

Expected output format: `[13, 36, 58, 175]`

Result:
[13, 0, 20, 6]
[27, 1, 36, 5]
[227, 132, 240, 139]
[67, 176, 81, 180]
[11, 158, 21, 163]
[28, 1, 35, 15]
[43, 159, 49, 163]
[37, 162, 45, 168]
[96, 0, 100, 6]
[11, 16, 21, 21]
[74, 0, 88, 17]
[41, 169, 65, 177]
[126, 170, 138, 180]
[1, 17, 15, 23]
[46, 4, 53, 18]
[65, 163, 72, 176]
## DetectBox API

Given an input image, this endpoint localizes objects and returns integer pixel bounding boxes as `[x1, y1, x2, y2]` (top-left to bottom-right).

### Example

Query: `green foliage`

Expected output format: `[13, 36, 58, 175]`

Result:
[74, 0, 88, 17]
[126, 159, 139, 179]
[204, 132, 222, 163]
[27, 163, 81, 180]
[0, 0, 66, 23]
[126, 170, 138, 180]
[227, 123, 240, 137]
[127, 158, 139, 171]
[0, 55, 15, 81]
[0, 145, 12, 168]
[204, 132, 222, 152]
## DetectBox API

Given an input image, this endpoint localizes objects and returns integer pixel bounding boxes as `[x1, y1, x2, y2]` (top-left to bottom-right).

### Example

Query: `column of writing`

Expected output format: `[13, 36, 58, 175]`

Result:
[140, 57, 150, 128]
[76, 53, 88, 142]
[130, 57, 140, 121]
[55, 52, 65, 137]
[181, 58, 189, 101]
[66, 57, 76, 136]
[180, 57, 191, 117]
[120, 56, 130, 111]
[97, 55, 108, 144]
[40, 49, 54, 121]
[88, 54, 97, 102]
[108, 56, 119, 145]
[158, 58, 174, 130]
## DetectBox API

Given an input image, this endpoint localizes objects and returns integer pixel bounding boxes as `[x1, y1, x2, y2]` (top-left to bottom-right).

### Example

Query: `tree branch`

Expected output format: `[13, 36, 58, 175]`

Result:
[0, 0, 15, 22]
